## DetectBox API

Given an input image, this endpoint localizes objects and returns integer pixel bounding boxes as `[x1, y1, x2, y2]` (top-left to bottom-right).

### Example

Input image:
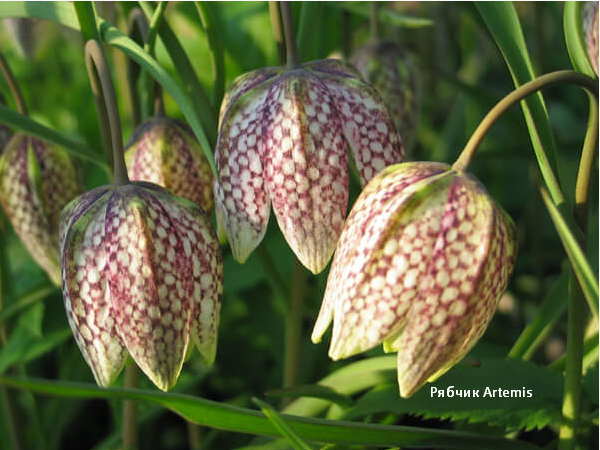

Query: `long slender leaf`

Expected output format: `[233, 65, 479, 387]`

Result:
[0, 105, 109, 172]
[253, 398, 315, 450]
[564, 2, 596, 77]
[539, 188, 599, 319]
[283, 357, 396, 417]
[0, 376, 540, 449]
[329, 2, 433, 28]
[476, 2, 564, 205]
[0, 284, 57, 324]
[265, 385, 353, 408]
[196, 2, 225, 110]
[508, 273, 568, 359]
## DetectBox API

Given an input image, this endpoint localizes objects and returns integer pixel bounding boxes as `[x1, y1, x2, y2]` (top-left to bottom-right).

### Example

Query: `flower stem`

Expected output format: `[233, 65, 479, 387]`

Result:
[145, 1, 168, 118]
[269, 1, 286, 65]
[0, 51, 28, 116]
[370, 2, 380, 43]
[280, 2, 300, 69]
[123, 364, 139, 450]
[557, 91, 599, 450]
[283, 259, 306, 399]
[84, 39, 129, 186]
[453, 70, 597, 205]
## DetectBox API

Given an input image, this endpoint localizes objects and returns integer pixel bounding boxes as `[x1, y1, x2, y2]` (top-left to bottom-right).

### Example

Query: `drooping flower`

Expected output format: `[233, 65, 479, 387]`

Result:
[215, 59, 405, 274]
[311, 162, 517, 397]
[0, 134, 82, 285]
[351, 41, 421, 153]
[60, 182, 222, 391]
[124, 117, 213, 211]
[582, 1, 599, 76]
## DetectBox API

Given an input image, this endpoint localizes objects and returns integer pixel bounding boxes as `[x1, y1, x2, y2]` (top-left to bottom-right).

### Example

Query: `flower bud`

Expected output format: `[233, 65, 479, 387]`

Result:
[582, 1, 599, 76]
[60, 182, 222, 391]
[312, 162, 517, 397]
[0, 134, 82, 285]
[215, 60, 405, 274]
[351, 41, 421, 153]
[124, 117, 213, 211]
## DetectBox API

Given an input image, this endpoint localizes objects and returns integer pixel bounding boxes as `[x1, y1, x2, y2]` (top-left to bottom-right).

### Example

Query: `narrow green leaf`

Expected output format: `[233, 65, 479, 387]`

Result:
[283, 356, 396, 418]
[0, 376, 541, 449]
[476, 2, 564, 205]
[253, 398, 315, 450]
[345, 359, 564, 432]
[297, 2, 322, 61]
[329, 2, 433, 28]
[73, 1, 99, 42]
[0, 328, 71, 374]
[196, 2, 225, 110]
[564, 2, 596, 77]
[0, 1, 79, 28]
[539, 188, 599, 319]
[97, 20, 218, 177]
[550, 332, 599, 372]
[0, 284, 56, 324]
[0, 105, 109, 173]
[266, 385, 353, 408]
[508, 273, 568, 359]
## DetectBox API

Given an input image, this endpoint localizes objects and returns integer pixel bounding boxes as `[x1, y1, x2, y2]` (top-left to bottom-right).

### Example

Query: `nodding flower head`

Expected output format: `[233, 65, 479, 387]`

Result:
[215, 59, 405, 274]
[60, 182, 222, 391]
[351, 41, 421, 153]
[125, 117, 214, 211]
[312, 162, 517, 397]
[0, 134, 82, 285]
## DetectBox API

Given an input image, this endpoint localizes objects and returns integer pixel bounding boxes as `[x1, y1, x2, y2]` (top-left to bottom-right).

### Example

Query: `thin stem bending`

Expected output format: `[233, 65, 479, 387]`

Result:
[84, 39, 129, 186]
[0, 52, 28, 116]
[453, 70, 598, 173]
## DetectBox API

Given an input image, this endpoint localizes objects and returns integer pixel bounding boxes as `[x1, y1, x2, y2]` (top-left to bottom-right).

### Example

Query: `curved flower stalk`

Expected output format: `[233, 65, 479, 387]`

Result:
[215, 59, 405, 274]
[60, 182, 222, 391]
[125, 117, 214, 211]
[351, 41, 421, 153]
[0, 134, 82, 285]
[311, 162, 517, 397]
[582, 1, 599, 76]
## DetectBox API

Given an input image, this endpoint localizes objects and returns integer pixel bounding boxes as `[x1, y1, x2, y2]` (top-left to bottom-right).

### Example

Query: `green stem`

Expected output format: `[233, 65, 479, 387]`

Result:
[370, 2, 380, 42]
[256, 246, 289, 316]
[84, 39, 129, 186]
[144, 1, 167, 57]
[0, 51, 28, 116]
[283, 260, 306, 400]
[557, 91, 598, 450]
[126, 8, 149, 126]
[280, 2, 300, 69]
[187, 421, 202, 450]
[269, 1, 286, 65]
[123, 364, 139, 450]
[453, 70, 598, 174]
[195, 2, 225, 109]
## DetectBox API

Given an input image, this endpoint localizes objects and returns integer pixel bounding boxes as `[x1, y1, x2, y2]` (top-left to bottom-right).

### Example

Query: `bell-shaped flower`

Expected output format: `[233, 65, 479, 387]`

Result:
[0, 134, 82, 285]
[583, 1, 599, 76]
[312, 162, 517, 397]
[214, 59, 405, 274]
[351, 41, 421, 153]
[60, 182, 222, 391]
[124, 117, 213, 211]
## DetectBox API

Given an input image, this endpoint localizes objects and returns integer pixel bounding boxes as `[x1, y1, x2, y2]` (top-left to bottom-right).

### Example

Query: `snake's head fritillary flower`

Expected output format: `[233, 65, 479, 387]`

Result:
[59, 182, 222, 391]
[582, 1, 599, 76]
[215, 60, 405, 274]
[311, 162, 517, 397]
[351, 41, 421, 153]
[125, 117, 213, 211]
[0, 134, 82, 285]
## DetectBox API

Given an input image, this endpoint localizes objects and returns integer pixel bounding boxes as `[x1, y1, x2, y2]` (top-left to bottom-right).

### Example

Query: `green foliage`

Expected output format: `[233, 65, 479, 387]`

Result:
[345, 359, 564, 431]
[0, 2, 597, 449]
